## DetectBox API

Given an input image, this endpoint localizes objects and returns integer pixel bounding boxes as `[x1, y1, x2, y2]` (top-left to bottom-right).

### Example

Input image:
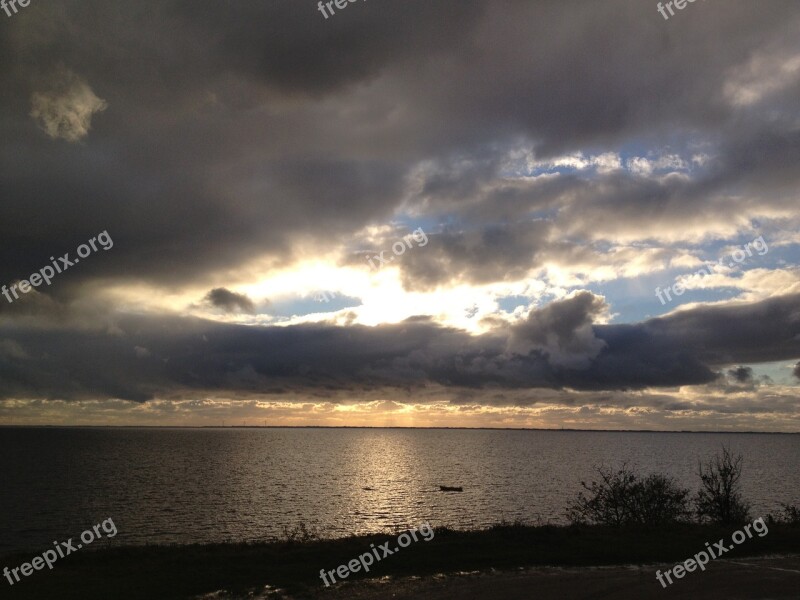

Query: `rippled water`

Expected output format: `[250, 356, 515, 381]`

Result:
[0, 427, 798, 553]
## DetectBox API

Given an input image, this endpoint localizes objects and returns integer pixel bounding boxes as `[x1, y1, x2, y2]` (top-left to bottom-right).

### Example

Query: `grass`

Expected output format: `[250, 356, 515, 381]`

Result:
[2, 521, 799, 599]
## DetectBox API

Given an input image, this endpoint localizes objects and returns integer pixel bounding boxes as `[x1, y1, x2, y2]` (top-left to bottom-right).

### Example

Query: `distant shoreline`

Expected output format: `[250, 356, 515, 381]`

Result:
[0, 424, 798, 434]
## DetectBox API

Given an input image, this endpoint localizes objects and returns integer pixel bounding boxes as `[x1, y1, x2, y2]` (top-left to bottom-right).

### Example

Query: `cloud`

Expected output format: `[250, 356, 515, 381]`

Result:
[395, 221, 553, 289]
[728, 366, 754, 383]
[507, 291, 608, 368]
[0, 292, 797, 402]
[0, 1, 796, 293]
[202, 288, 256, 314]
[29, 68, 107, 142]
[4, 384, 799, 430]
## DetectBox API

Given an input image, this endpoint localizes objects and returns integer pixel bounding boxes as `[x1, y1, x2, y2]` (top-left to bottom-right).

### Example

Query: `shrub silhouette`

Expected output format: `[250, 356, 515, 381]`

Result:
[779, 503, 800, 525]
[566, 464, 691, 526]
[695, 446, 751, 524]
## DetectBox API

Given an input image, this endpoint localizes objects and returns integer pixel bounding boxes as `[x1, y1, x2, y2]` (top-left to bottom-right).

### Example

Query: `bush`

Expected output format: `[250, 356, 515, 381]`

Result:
[279, 523, 320, 544]
[695, 446, 751, 524]
[779, 503, 800, 525]
[567, 464, 691, 526]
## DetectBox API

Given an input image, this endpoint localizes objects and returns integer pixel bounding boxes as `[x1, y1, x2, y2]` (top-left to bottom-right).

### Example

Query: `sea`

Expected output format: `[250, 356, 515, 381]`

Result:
[0, 427, 797, 554]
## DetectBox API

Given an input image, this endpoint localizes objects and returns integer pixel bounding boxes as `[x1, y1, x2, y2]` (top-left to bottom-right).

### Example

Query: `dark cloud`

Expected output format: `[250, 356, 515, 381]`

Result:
[728, 366, 754, 384]
[202, 288, 256, 314]
[396, 221, 552, 289]
[0, 1, 798, 294]
[0, 293, 797, 402]
[507, 292, 607, 368]
[643, 295, 800, 367]
[172, 0, 485, 96]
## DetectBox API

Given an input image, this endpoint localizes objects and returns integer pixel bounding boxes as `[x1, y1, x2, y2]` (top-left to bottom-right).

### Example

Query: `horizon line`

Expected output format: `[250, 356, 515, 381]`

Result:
[0, 425, 797, 434]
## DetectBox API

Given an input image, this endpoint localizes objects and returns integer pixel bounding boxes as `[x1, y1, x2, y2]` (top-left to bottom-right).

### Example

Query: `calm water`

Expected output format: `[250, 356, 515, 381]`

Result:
[0, 428, 798, 553]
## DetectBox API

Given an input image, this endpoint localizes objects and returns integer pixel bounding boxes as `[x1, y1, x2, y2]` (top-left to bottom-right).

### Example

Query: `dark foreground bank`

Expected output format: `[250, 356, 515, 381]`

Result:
[304, 556, 800, 600]
[1, 522, 799, 599]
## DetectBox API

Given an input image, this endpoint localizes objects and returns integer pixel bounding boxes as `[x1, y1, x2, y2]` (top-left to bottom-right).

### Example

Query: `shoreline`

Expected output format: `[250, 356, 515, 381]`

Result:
[3, 522, 799, 599]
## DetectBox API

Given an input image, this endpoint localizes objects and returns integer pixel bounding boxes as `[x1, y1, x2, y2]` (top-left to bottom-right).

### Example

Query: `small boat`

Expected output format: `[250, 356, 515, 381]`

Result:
[439, 486, 463, 492]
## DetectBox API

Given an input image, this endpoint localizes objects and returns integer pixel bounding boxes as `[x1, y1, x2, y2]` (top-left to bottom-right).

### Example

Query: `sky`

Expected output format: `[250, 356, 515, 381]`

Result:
[0, 0, 799, 430]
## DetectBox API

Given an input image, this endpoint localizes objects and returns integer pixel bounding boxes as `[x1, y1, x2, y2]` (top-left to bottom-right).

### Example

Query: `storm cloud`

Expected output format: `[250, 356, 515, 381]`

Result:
[202, 288, 257, 314]
[0, 293, 797, 402]
[0, 1, 798, 290]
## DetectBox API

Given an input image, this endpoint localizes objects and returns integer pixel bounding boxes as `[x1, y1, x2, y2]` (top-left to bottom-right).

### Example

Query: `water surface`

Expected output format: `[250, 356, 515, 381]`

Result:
[0, 427, 797, 553]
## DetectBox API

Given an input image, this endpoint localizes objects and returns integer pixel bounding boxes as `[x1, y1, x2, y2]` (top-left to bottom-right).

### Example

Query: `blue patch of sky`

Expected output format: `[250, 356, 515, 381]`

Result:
[584, 232, 793, 322]
[521, 240, 790, 324]
[582, 276, 742, 323]
[266, 294, 362, 318]
[746, 361, 799, 387]
[388, 214, 444, 236]
[497, 295, 533, 313]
